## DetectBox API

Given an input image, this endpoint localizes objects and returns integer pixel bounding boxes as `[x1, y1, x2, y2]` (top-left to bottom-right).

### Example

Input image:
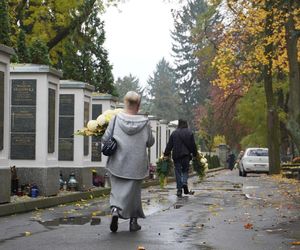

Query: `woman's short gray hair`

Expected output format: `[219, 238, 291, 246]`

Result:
[124, 91, 141, 108]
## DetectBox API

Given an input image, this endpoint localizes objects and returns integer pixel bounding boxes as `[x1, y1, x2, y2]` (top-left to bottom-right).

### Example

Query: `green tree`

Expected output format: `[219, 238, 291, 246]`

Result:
[16, 30, 30, 63]
[0, 0, 11, 46]
[60, 6, 115, 94]
[199, 100, 218, 153]
[7, 0, 118, 93]
[147, 58, 181, 122]
[236, 84, 268, 148]
[28, 39, 50, 65]
[114, 74, 142, 101]
[171, 0, 210, 125]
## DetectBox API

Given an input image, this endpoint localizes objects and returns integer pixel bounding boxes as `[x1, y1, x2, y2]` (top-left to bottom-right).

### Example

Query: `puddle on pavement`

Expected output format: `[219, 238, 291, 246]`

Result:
[37, 216, 91, 226]
[36, 213, 107, 227]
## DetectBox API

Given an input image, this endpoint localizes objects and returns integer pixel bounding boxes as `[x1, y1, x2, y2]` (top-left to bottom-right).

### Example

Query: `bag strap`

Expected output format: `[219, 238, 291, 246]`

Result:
[111, 115, 117, 136]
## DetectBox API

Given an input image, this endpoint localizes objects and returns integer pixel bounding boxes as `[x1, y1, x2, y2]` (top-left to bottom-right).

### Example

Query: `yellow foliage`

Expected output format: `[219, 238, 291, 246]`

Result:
[211, 0, 300, 92]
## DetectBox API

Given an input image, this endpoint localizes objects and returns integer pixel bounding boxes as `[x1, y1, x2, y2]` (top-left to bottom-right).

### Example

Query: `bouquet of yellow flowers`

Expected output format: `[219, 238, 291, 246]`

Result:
[156, 156, 173, 188]
[75, 109, 123, 137]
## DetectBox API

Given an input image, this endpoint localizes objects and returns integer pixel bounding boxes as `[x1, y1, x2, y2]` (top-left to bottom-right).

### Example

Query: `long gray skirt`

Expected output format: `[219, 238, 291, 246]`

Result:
[110, 174, 145, 219]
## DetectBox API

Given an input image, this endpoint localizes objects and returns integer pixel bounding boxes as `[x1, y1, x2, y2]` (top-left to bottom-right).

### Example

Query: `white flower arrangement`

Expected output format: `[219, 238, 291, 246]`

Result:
[75, 108, 123, 137]
[193, 152, 208, 180]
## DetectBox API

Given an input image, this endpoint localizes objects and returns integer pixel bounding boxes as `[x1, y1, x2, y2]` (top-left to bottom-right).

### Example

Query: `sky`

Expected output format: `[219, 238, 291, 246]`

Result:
[103, 0, 182, 86]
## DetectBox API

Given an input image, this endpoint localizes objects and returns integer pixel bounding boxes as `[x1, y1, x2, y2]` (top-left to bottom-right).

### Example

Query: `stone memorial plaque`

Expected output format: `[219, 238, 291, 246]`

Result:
[59, 94, 74, 161]
[11, 107, 36, 132]
[59, 117, 74, 139]
[59, 94, 74, 116]
[11, 133, 35, 159]
[91, 137, 102, 162]
[58, 138, 73, 161]
[11, 80, 36, 106]
[48, 88, 55, 153]
[91, 104, 102, 161]
[0, 71, 4, 150]
[84, 102, 89, 156]
[92, 104, 102, 119]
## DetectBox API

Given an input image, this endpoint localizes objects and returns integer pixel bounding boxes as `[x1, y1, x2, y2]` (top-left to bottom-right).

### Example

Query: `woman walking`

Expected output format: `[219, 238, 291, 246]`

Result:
[102, 91, 154, 232]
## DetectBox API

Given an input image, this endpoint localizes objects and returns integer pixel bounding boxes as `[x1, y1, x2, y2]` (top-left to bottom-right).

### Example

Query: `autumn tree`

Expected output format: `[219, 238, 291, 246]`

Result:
[210, 0, 300, 173]
[8, 0, 116, 93]
[284, 0, 300, 154]
[60, 6, 115, 94]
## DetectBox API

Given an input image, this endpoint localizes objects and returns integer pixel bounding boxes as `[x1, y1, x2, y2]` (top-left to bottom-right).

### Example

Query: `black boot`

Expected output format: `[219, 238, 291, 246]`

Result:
[177, 189, 182, 197]
[110, 207, 119, 232]
[129, 218, 141, 232]
[182, 185, 189, 194]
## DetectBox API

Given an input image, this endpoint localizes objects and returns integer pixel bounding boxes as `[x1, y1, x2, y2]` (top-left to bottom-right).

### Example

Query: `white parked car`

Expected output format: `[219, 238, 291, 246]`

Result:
[239, 148, 269, 177]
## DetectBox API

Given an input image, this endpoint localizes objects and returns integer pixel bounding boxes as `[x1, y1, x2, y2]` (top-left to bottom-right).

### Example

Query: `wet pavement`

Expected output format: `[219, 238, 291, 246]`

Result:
[0, 169, 299, 250]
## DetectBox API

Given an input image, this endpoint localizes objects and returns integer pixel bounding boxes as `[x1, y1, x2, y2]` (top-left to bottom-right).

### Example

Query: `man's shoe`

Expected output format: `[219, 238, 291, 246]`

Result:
[183, 185, 189, 194]
[129, 218, 141, 232]
[110, 207, 119, 232]
[177, 189, 182, 197]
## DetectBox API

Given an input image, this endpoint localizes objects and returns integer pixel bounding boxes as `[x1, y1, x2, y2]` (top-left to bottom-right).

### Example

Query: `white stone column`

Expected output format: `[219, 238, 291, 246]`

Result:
[159, 120, 168, 156]
[0, 45, 14, 203]
[59, 80, 94, 191]
[9, 64, 62, 196]
[148, 116, 159, 165]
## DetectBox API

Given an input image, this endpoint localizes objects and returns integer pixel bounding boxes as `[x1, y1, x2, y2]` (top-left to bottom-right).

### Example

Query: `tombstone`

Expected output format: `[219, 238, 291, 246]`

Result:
[10, 64, 62, 196]
[0, 45, 14, 203]
[59, 80, 94, 191]
[217, 144, 229, 168]
[89, 94, 118, 173]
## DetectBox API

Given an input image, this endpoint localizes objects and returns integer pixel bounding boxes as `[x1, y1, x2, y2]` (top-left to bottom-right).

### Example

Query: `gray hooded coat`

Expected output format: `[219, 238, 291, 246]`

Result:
[102, 112, 155, 180]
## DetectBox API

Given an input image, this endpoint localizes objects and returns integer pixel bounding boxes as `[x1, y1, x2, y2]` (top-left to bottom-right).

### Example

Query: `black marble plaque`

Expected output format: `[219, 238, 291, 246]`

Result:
[11, 80, 36, 106]
[91, 137, 102, 162]
[84, 102, 89, 156]
[59, 94, 74, 116]
[91, 104, 102, 161]
[10, 133, 35, 159]
[48, 88, 55, 153]
[92, 104, 102, 120]
[11, 107, 36, 132]
[58, 138, 73, 161]
[59, 94, 74, 161]
[0, 71, 4, 150]
[59, 117, 74, 138]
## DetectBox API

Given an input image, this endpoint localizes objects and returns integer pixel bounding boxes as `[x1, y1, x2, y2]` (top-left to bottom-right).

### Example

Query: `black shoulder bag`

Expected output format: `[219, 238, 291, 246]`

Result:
[102, 116, 118, 156]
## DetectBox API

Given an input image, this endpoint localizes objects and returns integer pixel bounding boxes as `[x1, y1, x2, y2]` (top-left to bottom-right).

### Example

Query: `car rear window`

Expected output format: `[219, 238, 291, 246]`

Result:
[247, 149, 268, 156]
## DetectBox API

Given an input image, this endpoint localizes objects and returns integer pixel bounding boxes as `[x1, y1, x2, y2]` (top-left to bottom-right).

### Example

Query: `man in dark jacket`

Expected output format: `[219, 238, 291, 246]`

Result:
[164, 119, 197, 197]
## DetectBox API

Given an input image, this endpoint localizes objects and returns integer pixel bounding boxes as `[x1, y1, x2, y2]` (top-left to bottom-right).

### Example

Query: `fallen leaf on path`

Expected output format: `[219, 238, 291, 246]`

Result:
[24, 231, 31, 236]
[291, 242, 300, 245]
[244, 223, 253, 229]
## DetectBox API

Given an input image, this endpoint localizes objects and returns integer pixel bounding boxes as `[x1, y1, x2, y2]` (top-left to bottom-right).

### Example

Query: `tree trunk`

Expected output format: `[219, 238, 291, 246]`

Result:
[47, 0, 97, 50]
[263, 0, 280, 174]
[285, 0, 300, 153]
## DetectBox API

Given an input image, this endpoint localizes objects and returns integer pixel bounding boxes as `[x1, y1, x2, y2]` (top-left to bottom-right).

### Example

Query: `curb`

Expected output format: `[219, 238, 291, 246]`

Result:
[0, 167, 225, 217]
